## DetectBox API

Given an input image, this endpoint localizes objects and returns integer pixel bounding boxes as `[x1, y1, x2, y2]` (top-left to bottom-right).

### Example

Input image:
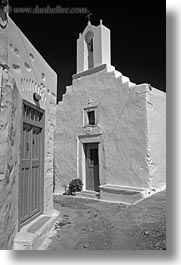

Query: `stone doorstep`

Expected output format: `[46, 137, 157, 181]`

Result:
[13, 210, 59, 250]
[99, 184, 146, 205]
[99, 184, 146, 193]
[75, 186, 147, 204]
[76, 190, 100, 199]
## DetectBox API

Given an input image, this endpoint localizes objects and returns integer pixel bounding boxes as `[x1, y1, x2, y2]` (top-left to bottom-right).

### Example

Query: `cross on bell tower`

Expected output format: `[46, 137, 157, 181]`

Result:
[86, 13, 93, 25]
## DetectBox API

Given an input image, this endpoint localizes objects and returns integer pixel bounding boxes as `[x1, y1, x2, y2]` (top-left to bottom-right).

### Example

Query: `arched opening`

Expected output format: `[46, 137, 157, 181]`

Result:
[85, 31, 94, 69]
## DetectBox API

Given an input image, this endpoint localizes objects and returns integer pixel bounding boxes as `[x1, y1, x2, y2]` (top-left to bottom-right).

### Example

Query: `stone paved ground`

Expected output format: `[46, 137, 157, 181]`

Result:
[43, 190, 166, 250]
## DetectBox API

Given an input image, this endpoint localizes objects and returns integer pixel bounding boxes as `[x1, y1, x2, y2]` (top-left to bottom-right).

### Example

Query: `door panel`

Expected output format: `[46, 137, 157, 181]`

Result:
[20, 124, 31, 224]
[24, 124, 31, 159]
[19, 168, 30, 224]
[86, 143, 100, 192]
[30, 127, 41, 215]
[31, 164, 39, 215]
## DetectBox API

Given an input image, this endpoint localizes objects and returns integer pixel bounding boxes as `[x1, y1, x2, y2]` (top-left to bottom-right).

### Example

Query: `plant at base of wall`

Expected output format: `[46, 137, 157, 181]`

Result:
[63, 178, 83, 195]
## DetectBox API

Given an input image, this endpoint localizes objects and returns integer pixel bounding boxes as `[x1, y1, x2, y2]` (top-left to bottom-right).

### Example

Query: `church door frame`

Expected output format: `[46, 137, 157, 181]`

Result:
[18, 100, 45, 230]
[84, 142, 100, 192]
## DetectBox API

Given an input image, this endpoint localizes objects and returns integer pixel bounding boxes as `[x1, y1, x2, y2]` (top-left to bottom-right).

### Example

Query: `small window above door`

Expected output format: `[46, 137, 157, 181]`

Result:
[83, 105, 98, 127]
[87, 110, 95, 126]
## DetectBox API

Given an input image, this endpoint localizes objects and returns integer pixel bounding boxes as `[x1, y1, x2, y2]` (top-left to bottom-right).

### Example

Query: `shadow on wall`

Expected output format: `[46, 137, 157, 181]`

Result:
[53, 160, 64, 194]
[53, 159, 57, 193]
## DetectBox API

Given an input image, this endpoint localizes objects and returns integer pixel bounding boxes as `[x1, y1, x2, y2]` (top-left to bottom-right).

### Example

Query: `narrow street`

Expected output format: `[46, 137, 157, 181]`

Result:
[40, 190, 166, 250]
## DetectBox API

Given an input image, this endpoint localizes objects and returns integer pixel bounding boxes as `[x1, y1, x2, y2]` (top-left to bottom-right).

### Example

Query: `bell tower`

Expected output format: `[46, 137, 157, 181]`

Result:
[76, 20, 111, 74]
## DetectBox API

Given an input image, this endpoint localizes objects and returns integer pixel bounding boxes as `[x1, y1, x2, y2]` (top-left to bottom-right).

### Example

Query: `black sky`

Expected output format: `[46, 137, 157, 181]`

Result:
[9, 0, 166, 102]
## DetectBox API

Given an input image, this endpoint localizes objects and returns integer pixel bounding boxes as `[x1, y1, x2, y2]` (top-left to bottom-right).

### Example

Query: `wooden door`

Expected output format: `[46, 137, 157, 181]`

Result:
[86, 143, 100, 192]
[19, 101, 44, 228]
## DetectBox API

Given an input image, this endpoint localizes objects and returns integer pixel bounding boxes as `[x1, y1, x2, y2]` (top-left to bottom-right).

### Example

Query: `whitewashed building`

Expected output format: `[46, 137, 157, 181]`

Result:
[55, 20, 166, 204]
[0, 5, 57, 249]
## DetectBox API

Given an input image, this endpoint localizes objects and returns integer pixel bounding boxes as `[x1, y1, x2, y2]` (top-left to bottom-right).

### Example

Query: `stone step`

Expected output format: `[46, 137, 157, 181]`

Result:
[99, 184, 145, 205]
[76, 190, 100, 199]
[13, 210, 59, 250]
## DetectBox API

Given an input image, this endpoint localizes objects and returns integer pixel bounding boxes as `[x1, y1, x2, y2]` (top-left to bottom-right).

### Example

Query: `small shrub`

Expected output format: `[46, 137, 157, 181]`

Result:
[69, 178, 83, 193]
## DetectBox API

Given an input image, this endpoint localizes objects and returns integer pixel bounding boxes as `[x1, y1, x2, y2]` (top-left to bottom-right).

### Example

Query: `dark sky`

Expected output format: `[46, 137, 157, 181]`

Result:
[9, 0, 166, 102]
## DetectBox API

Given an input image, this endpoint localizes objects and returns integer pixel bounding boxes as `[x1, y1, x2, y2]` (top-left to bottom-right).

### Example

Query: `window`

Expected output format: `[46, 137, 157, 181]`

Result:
[87, 110, 95, 125]
[83, 105, 98, 128]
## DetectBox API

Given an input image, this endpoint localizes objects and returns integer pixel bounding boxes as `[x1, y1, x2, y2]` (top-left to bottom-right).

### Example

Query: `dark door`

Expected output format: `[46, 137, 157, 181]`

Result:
[86, 143, 100, 192]
[19, 101, 44, 228]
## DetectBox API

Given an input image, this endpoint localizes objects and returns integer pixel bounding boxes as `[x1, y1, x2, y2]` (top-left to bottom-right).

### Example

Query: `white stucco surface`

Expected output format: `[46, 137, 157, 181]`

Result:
[77, 22, 111, 73]
[0, 14, 57, 249]
[55, 65, 165, 195]
[7, 17, 57, 214]
[146, 88, 166, 190]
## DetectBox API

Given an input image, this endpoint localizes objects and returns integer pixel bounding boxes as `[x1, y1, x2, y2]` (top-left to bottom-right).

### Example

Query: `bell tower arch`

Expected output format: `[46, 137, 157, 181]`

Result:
[76, 20, 111, 74]
[85, 30, 94, 69]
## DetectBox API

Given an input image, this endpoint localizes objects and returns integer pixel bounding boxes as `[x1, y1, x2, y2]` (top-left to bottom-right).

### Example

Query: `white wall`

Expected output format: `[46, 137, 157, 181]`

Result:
[55, 67, 154, 193]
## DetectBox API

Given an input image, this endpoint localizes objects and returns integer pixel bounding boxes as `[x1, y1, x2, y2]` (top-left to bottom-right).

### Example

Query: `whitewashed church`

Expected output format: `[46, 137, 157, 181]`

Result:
[55, 20, 166, 204]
